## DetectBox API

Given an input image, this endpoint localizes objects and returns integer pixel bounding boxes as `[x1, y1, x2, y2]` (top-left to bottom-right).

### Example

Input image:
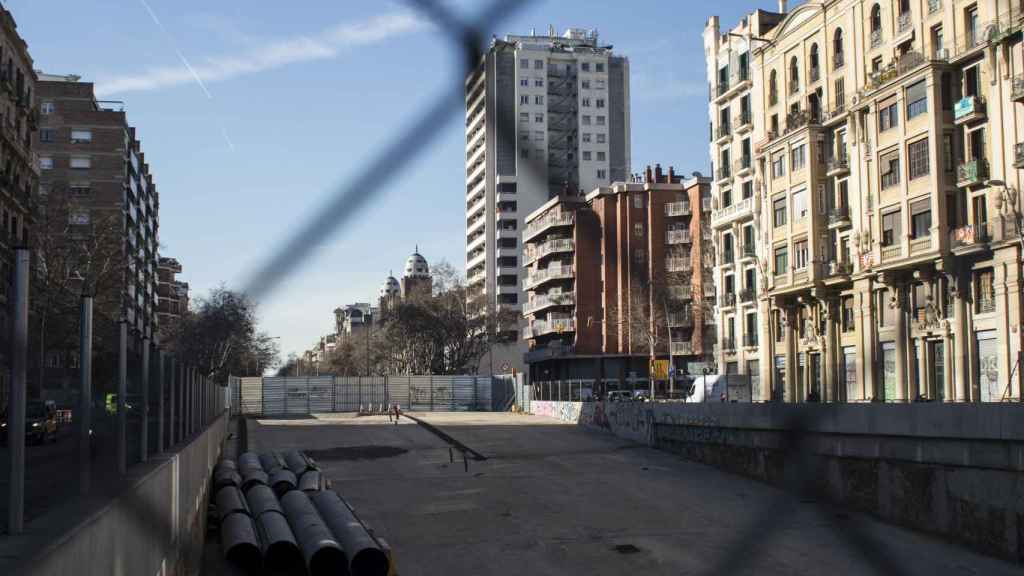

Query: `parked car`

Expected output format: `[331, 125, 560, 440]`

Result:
[0, 400, 59, 445]
[606, 390, 633, 402]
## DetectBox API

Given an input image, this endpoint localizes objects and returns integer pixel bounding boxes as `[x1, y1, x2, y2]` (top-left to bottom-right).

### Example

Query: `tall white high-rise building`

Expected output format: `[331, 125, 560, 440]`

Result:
[465, 28, 630, 373]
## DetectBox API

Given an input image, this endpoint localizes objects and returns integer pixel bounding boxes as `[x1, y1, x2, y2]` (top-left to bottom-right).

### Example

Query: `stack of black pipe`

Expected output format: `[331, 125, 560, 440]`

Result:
[213, 450, 390, 576]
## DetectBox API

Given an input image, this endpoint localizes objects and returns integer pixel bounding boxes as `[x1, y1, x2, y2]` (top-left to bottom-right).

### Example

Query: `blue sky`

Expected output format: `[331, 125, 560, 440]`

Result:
[7, 0, 780, 362]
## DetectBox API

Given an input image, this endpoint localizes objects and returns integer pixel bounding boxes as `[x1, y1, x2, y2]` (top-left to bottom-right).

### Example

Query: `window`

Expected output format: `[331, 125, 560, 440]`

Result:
[742, 180, 753, 199]
[68, 210, 90, 225]
[70, 184, 91, 196]
[597, 169, 607, 179]
[70, 156, 91, 169]
[841, 296, 855, 332]
[596, 79, 605, 89]
[910, 198, 931, 238]
[771, 152, 786, 179]
[582, 115, 591, 125]
[596, 98, 605, 108]
[534, 59, 544, 69]
[498, 237, 516, 248]
[880, 149, 900, 189]
[534, 130, 544, 141]
[520, 78, 529, 87]
[534, 95, 543, 105]
[975, 268, 995, 313]
[943, 133, 955, 172]
[519, 112, 529, 123]
[582, 97, 591, 107]
[39, 128, 55, 142]
[634, 223, 644, 237]
[582, 133, 591, 143]
[794, 239, 809, 269]
[769, 70, 778, 105]
[966, 6, 979, 47]
[633, 195, 643, 209]
[581, 80, 590, 89]
[834, 78, 845, 109]
[596, 116, 605, 126]
[41, 101, 55, 115]
[773, 196, 787, 227]
[596, 62, 605, 72]
[879, 100, 899, 131]
[520, 95, 529, 105]
[774, 245, 788, 274]
[792, 189, 808, 219]
[908, 138, 929, 179]
[634, 248, 645, 263]
[535, 113, 544, 123]
[39, 156, 53, 170]
[596, 133, 606, 144]
[535, 78, 544, 87]
[906, 80, 927, 119]
[789, 56, 799, 92]
[871, 4, 882, 34]
[932, 25, 944, 57]
[581, 62, 590, 72]
[520, 58, 529, 69]
[582, 151, 592, 161]
[833, 29, 845, 69]
[596, 151, 606, 161]
[791, 144, 806, 171]
[882, 208, 901, 246]
[964, 64, 981, 97]
[520, 148, 529, 159]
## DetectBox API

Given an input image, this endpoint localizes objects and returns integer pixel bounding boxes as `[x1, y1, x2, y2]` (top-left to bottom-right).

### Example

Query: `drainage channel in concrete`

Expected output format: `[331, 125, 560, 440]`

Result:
[398, 413, 487, 461]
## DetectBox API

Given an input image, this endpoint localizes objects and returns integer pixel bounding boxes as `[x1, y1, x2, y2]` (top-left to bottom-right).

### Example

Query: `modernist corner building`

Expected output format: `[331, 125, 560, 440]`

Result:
[705, 0, 1024, 403]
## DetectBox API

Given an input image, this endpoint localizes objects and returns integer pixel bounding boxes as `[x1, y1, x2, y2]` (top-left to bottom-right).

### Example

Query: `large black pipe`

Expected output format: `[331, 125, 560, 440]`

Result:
[238, 451, 262, 472]
[220, 512, 262, 573]
[280, 490, 348, 576]
[245, 484, 283, 518]
[284, 450, 316, 476]
[311, 490, 390, 576]
[270, 468, 298, 496]
[215, 486, 250, 523]
[255, 509, 304, 573]
[240, 467, 269, 493]
[260, 451, 287, 474]
[213, 467, 243, 492]
[214, 458, 238, 473]
[299, 469, 323, 492]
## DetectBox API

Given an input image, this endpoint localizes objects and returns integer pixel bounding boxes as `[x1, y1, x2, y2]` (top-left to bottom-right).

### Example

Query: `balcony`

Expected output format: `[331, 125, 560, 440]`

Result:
[826, 155, 849, 176]
[666, 258, 692, 273]
[722, 338, 737, 352]
[525, 265, 575, 289]
[828, 260, 853, 276]
[670, 341, 694, 356]
[870, 28, 882, 48]
[1012, 76, 1024, 103]
[719, 293, 736, 308]
[1015, 143, 1024, 170]
[523, 291, 575, 316]
[741, 243, 756, 259]
[523, 211, 574, 242]
[956, 158, 989, 188]
[715, 165, 731, 183]
[734, 156, 752, 175]
[525, 238, 575, 264]
[715, 123, 731, 142]
[716, 82, 730, 98]
[669, 285, 692, 300]
[668, 311, 694, 328]
[975, 297, 996, 315]
[702, 198, 713, 213]
[742, 333, 758, 347]
[927, 0, 940, 13]
[703, 284, 716, 298]
[739, 288, 756, 304]
[828, 206, 851, 228]
[953, 96, 986, 124]
[735, 110, 752, 132]
[524, 344, 575, 363]
[524, 317, 576, 339]
[721, 250, 735, 267]
[898, 12, 912, 34]
[784, 109, 811, 134]
[666, 229, 692, 245]
[711, 196, 754, 228]
[949, 224, 991, 255]
[788, 79, 800, 95]
[665, 201, 691, 217]
[880, 244, 903, 262]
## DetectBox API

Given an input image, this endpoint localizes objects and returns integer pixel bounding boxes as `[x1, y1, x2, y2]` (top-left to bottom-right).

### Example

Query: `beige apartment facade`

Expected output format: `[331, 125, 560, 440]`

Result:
[706, 0, 1024, 403]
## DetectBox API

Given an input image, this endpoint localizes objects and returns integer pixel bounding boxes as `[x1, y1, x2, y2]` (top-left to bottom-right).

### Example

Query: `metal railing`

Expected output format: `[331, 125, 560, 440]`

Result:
[523, 291, 575, 316]
[870, 28, 882, 48]
[525, 265, 575, 288]
[525, 238, 575, 263]
[719, 293, 736, 307]
[826, 155, 849, 173]
[739, 288, 756, 303]
[667, 258, 692, 272]
[523, 211, 574, 241]
[668, 311, 694, 327]
[665, 201, 691, 217]
[957, 158, 989, 186]
[666, 229, 692, 244]
[525, 317, 576, 338]
[898, 11, 912, 33]
[828, 205, 851, 225]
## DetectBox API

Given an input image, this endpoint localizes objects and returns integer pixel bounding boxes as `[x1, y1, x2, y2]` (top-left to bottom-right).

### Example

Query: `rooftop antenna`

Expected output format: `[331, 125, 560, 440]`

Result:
[549, 24, 555, 37]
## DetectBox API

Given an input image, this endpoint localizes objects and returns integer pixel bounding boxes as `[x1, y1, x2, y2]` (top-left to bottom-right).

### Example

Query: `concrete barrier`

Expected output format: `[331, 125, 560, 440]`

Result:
[530, 400, 1024, 563]
[10, 413, 229, 576]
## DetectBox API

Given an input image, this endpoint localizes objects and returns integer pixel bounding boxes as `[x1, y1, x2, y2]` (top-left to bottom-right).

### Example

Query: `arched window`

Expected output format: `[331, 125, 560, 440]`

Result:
[789, 56, 799, 93]
[769, 69, 778, 105]
[833, 28, 845, 68]
[871, 4, 882, 33]
[809, 43, 820, 81]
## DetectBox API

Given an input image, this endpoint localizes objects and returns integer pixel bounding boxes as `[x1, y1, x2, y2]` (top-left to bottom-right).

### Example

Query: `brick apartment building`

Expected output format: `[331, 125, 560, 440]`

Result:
[0, 5, 38, 404]
[157, 256, 189, 333]
[35, 74, 160, 339]
[523, 165, 715, 388]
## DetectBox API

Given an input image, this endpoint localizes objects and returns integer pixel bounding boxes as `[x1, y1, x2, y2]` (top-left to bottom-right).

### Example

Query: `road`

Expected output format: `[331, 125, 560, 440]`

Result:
[246, 411, 1019, 576]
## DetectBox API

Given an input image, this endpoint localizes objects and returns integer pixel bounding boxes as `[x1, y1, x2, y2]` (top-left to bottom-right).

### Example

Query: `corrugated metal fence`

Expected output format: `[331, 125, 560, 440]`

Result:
[227, 374, 514, 416]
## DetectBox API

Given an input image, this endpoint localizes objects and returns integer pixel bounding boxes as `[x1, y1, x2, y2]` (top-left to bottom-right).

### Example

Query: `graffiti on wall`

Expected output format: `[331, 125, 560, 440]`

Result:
[530, 401, 722, 446]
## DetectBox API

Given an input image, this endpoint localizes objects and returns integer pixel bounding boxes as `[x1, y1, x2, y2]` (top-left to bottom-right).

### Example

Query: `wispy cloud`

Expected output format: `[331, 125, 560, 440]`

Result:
[96, 11, 426, 96]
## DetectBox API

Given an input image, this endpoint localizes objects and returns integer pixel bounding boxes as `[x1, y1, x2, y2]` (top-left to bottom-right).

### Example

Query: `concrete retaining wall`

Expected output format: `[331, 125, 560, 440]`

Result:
[18, 413, 229, 576]
[530, 400, 1024, 563]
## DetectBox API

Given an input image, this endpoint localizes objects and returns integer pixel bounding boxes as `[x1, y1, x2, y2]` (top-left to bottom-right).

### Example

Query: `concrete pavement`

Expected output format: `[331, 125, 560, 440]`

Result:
[248, 411, 1020, 576]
